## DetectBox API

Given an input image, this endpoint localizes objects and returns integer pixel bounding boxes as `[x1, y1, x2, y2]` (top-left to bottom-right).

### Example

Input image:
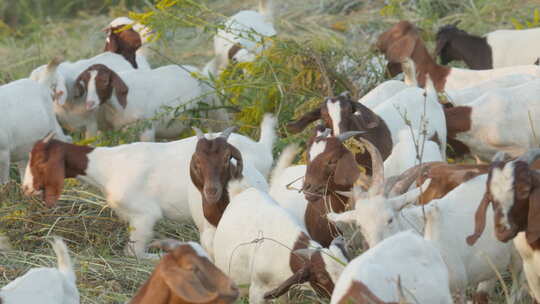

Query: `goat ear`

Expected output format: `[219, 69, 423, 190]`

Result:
[386, 61, 403, 77]
[352, 102, 379, 129]
[287, 108, 321, 134]
[263, 266, 311, 300]
[466, 192, 491, 246]
[334, 152, 360, 187]
[229, 145, 243, 179]
[527, 188, 540, 244]
[161, 262, 219, 303]
[228, 43, 243, 61]
[43, 149, 65, 208]
[111, 71, 128, 108]
[386, 34, 417, 63]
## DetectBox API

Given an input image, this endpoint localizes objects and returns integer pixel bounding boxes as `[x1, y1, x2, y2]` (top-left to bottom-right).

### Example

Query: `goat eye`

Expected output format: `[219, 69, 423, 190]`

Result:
[387, 218, 393, 225]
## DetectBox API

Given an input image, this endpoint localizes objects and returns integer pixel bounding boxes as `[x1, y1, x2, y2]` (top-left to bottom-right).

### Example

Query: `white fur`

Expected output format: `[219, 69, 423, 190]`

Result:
[83, 65, 225, 141]
[212, 2, 276, 75]
[383, 128, 443, 177]
[489, 162, 516, 230]
[29, 52, 136, 137]
[486, 28, 540, 68]
[358, 80, 409, 109]
[333, 174, 522, 302]
[0, 237, 79, 304]
[213, 187, 345, 304]
[327, 99, 342, 135]
[0, 79, 68, 184]
[330, 231, 453, 304]
[308, 140, 327, 161]
[23, 118, 274, 258]
[372, 85, 447, 159]
[513, 232, 540, 301]
[454, 79, 540, 160]
[442, 65, 540, 91]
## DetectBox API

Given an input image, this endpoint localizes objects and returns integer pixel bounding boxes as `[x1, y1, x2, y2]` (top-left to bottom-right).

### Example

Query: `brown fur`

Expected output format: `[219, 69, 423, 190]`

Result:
[303, 136, 359, 247]
[472, 291, 489, 304]
[337, 280, 399, 304]
[416, 162, 489, 205]
[189, 137, 243, 227]
[75, 64, 129, 108]
[28, 138, 93, 207]
[376, 21, 451, 92]
[227, 43, 243, 61]
[287, 95, 393, 175]
[130, 242, 238, 304]
[104, 25, 142, 69]
[444, 106, 472, 139]
[263, 232, 339, 300]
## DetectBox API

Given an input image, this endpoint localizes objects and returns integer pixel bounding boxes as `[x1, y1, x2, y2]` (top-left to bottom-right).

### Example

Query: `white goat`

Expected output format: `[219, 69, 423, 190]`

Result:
[29, 52, 136, 137]
[213, 183, 348, 304]
[358, 79, 409, 109]
[0, 237, 79, 304]
[445, 78, 540, 161]
[22, 116, 276, 259]
[0, 78, 68, 184]
[331, 230, 453, 304]
[383, 128, 443, 178]
[208, 0, 276, 76]
[76, 64, 223, 141]
[329, 142, 522, 303]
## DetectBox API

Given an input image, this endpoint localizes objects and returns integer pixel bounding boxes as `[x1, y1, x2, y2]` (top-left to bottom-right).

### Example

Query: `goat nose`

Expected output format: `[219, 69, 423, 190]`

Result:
[86, 101, 97, 111]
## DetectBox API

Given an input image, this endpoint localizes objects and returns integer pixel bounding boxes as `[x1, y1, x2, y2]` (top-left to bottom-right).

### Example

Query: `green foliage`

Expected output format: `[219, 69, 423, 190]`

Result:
[512, 8, 540, 29]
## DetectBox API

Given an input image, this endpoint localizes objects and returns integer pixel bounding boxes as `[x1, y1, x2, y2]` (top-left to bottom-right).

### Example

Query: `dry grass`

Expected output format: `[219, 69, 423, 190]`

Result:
[2, 0, 540, 303]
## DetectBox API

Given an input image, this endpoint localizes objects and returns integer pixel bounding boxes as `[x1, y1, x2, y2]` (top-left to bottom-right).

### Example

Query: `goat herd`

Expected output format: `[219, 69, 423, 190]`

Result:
[2, 1, 540, 303]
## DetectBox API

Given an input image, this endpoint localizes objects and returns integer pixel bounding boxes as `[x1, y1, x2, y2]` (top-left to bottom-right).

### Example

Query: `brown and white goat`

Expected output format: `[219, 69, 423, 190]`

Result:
[467, 149, 540, 302]
[287, 93, 392, 175]
[103, 25, 142, 69]
[130, 239, 239, 304]
[188, 127, 268, 259]
[376, 21, 540, 92]
[301, 129, 364, 247]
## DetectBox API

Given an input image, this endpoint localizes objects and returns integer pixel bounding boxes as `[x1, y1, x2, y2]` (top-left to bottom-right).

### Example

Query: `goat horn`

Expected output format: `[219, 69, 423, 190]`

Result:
[492, 151, 509, 163]
[386, 162, 438, 197]
[193, 127, 205, 140]
[219, 126, 237, 140]
[518, 149, 540, 165]
[358, 138, 384, 196]
[335, 190, 353, 198]
[336, 131, 365, 142]
[42, 131, 56, 144]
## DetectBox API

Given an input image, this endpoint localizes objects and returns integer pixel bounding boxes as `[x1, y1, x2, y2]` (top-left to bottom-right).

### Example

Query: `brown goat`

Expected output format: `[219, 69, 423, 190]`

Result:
[130, 239, 239, 304]
[302, 129, 363, 247]
[435, 24, 493, 70]
[189, 127, 243, 227]
[376, 21, 451, 92]
[288, 93, 392, 175]
[104, 25, 142, 68]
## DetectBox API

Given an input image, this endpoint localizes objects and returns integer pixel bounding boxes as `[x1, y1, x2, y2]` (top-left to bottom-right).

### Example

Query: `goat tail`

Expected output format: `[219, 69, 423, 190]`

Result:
[51, 237, 76, 284]
[269, 144, 299, 189]
[258, 0, 274, 22]
[258, 113, 277, 154]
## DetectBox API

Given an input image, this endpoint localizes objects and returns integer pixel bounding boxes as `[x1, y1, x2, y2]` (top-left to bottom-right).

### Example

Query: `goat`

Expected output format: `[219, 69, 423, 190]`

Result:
[329, 139, 523, 303]
[104, 17, 153, 69]
[208, 0, 276, 76]
[187, 127, 268, 259]
[29, 52, 136, 137]
[74, 64, 223, 141]
[213, 181, 349, 303]
[0, 78, 69, 184]
[467, 149, 540, 302]
[288, 88, 446, 174]
[330, 230, 453, 304]
[376, 21, 540, 91]
[129, 239, 238, 304]
[383, 128, 443, 178]
[21, 116, 275, 258]
[357, 80, 409, 109]
[0, 237, 79, 304]
[444, 79, 540, 161]
[436, 24, 540, 70]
